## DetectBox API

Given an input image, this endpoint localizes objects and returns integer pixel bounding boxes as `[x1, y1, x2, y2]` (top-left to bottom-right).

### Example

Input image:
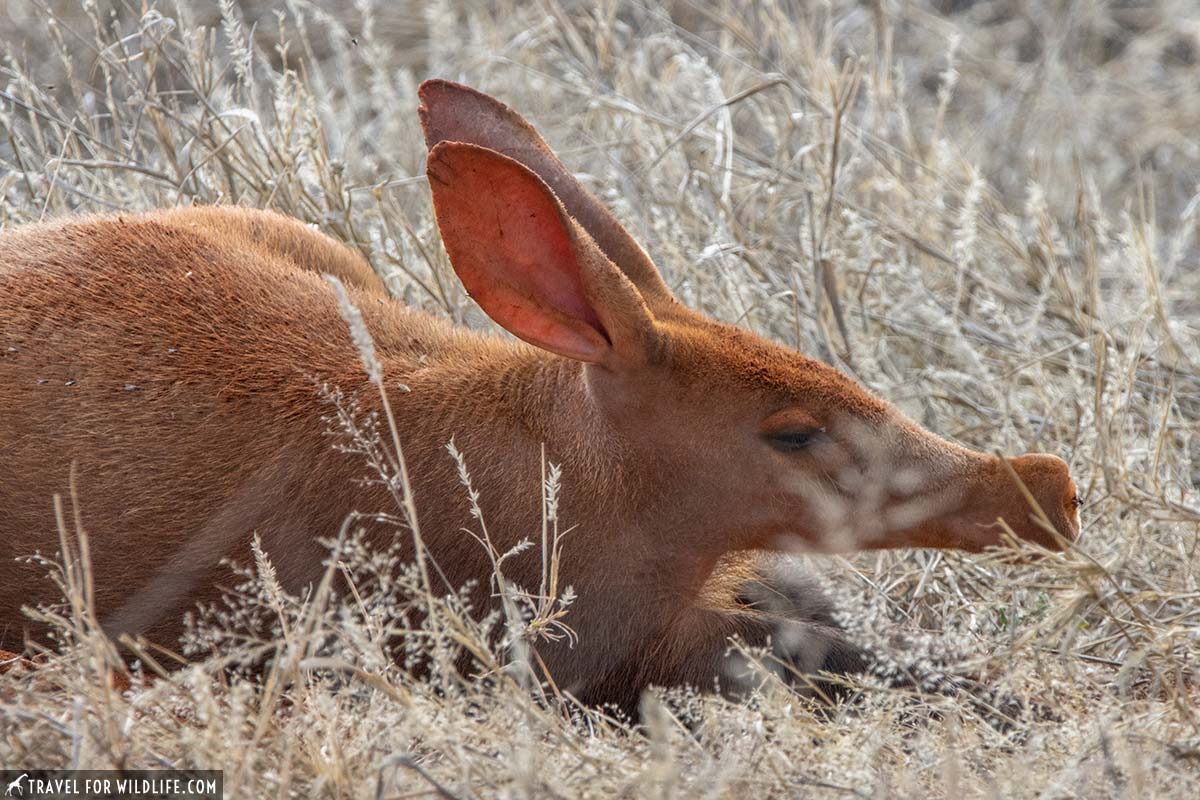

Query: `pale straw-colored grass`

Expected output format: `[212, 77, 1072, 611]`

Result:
[1, 1, 1197, 797]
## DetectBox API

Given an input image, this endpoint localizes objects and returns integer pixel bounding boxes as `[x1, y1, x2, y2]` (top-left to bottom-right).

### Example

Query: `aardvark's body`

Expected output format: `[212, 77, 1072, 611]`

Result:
[0, 81, 1080, 710]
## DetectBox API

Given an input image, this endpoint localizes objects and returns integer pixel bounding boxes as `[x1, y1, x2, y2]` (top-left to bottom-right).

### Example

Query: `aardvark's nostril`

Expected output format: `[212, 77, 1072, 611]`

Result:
[1062, 477, 1083, 541]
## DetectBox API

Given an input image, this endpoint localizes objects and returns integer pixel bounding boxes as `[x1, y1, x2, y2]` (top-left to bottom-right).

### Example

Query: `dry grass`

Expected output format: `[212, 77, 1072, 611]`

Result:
[1, 0, 1198, 797]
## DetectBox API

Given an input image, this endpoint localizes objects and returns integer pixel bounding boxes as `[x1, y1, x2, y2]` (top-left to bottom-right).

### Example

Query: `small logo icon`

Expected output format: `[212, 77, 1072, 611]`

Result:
[3, 773, 27, 797]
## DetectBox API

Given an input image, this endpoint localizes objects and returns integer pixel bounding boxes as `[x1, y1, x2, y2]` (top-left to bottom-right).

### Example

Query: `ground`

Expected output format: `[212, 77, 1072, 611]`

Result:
[0, 1, 1198, 797]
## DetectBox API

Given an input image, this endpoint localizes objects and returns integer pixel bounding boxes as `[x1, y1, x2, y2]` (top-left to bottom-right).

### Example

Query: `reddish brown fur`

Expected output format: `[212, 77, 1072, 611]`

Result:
[0, 82, 1080, 711]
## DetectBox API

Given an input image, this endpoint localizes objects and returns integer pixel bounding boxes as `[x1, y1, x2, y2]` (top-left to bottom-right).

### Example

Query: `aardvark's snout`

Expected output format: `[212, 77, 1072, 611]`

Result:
[885, 449, 1081, 553]
[935, 452, 1081, 552]
[1002, 453, 1082, 550]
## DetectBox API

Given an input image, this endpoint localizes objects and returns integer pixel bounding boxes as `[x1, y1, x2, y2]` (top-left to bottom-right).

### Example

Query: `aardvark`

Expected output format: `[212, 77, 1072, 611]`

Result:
[0, 80, 1081, 711]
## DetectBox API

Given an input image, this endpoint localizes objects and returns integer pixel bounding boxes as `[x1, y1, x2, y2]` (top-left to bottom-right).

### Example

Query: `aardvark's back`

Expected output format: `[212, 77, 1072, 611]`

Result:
[0, 208, 424, 645]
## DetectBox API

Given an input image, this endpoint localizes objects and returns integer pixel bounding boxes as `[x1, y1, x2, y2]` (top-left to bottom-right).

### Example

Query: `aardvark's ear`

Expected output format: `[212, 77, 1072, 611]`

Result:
[427, 141, 658, 367]
[419, 79, 674, 308]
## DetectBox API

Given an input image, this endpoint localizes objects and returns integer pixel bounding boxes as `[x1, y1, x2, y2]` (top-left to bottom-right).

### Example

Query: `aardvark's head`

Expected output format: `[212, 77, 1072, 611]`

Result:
[418, 79, 1081, 559]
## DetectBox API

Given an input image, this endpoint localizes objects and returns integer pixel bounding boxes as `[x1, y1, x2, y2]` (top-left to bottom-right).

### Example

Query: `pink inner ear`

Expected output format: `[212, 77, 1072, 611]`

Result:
[428, 142, 609, 360]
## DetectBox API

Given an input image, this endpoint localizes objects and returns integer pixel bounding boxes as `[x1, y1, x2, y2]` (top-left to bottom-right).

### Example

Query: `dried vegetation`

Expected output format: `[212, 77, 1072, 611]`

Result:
[1, 0, 1198, 797]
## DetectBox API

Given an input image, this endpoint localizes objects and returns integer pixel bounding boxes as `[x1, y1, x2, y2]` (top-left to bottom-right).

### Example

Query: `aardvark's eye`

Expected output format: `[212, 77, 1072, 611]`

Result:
[764, 427, 826, 454]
